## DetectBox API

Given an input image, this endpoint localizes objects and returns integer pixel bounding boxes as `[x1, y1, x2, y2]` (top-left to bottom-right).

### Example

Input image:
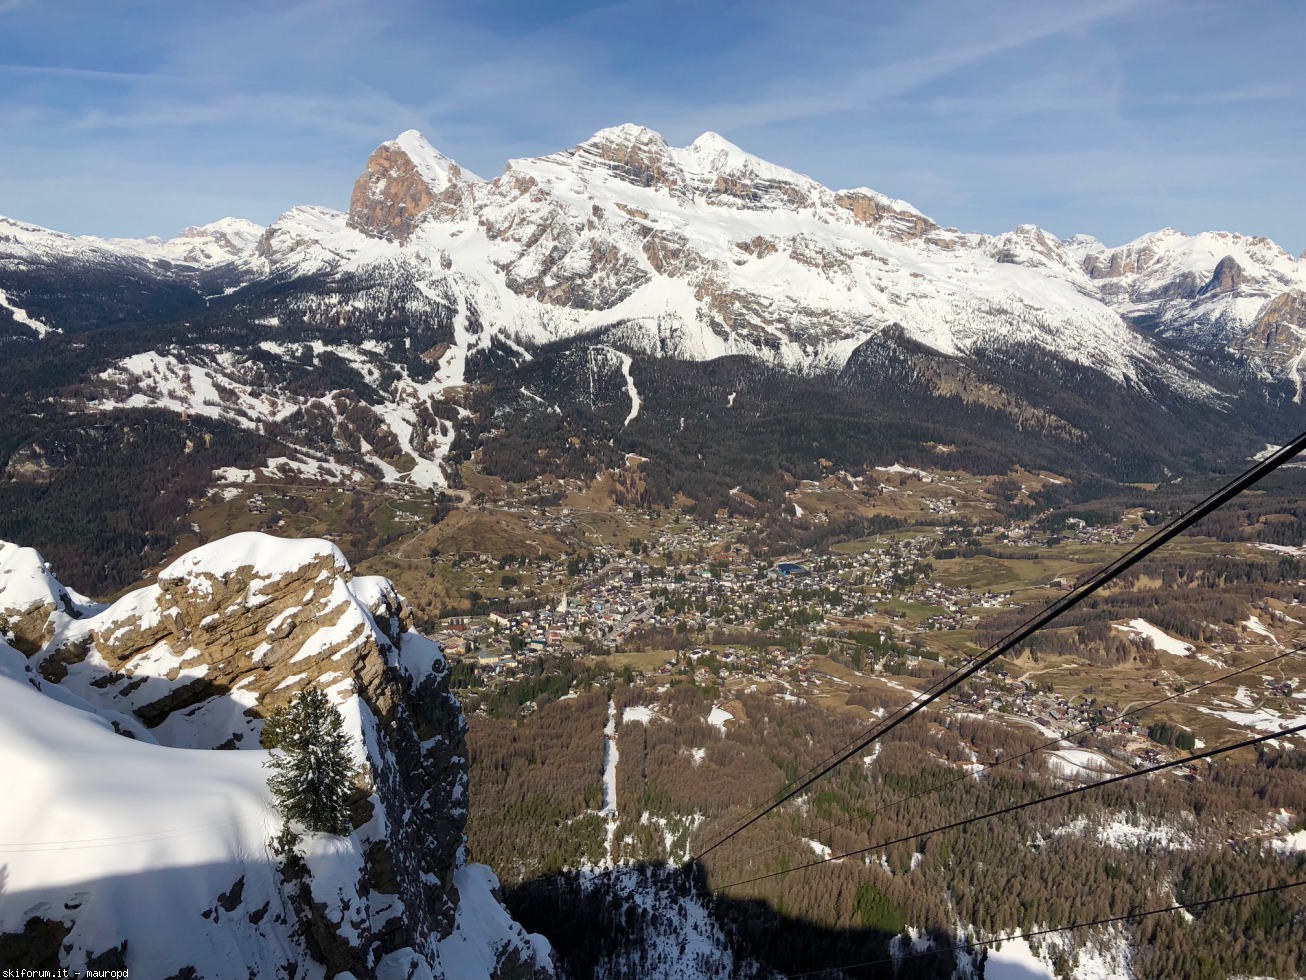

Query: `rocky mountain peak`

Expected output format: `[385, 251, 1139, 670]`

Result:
[585, 122, 670, 149]
[1238, 288, 1306, 376]
[175, 217, 265, 257]
[347, 129, 480, 241]
[683, 130, 784, 180]
[983, 224, 1085, 276]
[569, 123, 687, 197]
[829, 185, 937, 241]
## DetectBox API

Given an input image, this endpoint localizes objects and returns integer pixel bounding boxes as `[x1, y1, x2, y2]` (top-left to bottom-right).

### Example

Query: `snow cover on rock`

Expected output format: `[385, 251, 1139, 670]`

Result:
[8, 124, 1254, 414]
[425, 865, 554, 980]
[570, 866, 748, 980]
[1073, 227, 1303, 350]
[0, 541, 74, 617]
[389, 128, 484, 193]
[0, 533, 552, 979]
[0, 212, 264, 270]
[160, 530, 348, 588]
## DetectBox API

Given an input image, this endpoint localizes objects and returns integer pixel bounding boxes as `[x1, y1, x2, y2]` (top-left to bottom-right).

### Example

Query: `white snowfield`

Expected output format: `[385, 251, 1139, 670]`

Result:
[0, 643, 301, 974]
[161, 530, 349, 587]
[0, 533, 551, 979]
[984, 936, 1058, 979]
[622, 704, 658, 725]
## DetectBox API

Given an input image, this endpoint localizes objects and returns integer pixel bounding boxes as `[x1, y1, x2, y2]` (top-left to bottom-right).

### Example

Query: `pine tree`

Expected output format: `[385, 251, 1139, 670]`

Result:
[264, 686, 357, 836]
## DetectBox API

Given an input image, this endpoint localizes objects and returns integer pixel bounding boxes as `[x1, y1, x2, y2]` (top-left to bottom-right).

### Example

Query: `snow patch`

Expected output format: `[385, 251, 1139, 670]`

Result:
[1114, 619, 1223, 667]
[622, 704, 658, 725]
[0, 286, 58, 336]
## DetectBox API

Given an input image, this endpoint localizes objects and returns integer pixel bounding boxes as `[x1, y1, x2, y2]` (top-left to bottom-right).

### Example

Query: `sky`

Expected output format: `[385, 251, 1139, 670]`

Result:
[1, 0, 1302, 252]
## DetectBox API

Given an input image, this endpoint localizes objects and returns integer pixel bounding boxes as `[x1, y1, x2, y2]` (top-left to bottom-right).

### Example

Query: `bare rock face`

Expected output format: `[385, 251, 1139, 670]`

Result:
[1199, 254, 1245, 297]
[349, 143, 437, 240]
[833, 190, 937, 241]
[348, 130, 479, 241]
[0, 532, 552, 980]
[1238, 289, 1306, 371]
[85, 536, 468, 958]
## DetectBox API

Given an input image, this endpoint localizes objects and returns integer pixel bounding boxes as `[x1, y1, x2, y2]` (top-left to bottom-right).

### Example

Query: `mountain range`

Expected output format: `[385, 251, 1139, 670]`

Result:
[1, 124, 1303, 510]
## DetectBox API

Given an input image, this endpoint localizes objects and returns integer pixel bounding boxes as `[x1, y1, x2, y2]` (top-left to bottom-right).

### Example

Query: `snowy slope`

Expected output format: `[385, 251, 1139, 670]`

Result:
[0, 533, 553, 979]
[0, 640, 295, 976]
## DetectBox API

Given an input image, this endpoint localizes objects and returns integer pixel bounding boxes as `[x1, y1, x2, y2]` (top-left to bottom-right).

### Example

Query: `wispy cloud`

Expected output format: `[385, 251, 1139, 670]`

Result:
[0, 63, 160, 81]
[69, 89, 430, 143]
[1133, 81, 1299, 107]
[0, 0, 1301, 251]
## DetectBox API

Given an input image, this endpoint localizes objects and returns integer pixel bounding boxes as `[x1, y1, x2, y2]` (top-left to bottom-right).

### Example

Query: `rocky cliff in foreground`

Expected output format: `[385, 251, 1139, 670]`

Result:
[0, 533, 553, 979]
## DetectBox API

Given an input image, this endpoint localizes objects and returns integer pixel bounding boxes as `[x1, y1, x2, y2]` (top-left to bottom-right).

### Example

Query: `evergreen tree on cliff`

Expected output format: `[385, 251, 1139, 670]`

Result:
[264, 686, 357, 835]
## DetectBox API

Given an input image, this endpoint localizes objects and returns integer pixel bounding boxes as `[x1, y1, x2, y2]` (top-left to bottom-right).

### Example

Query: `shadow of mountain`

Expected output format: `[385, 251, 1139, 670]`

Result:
[503, 860, 967, 979]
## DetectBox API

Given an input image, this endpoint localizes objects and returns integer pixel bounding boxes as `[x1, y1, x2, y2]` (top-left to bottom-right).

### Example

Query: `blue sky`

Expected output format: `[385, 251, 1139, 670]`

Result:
[1, 0, 1302, 251]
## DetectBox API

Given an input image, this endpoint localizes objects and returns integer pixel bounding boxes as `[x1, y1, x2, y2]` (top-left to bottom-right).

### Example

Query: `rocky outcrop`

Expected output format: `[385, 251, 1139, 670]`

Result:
[0, 542, 79, 655]
[0, 532, 553, 980]
[1199, 254, 1244, 296]
[833, 190, 936, 241]
[1238, 289, 1306, 370]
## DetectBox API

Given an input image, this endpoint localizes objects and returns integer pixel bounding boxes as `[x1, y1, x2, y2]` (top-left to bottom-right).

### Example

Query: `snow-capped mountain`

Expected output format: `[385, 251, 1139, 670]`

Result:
[5, 125, 1300, 383]
[0, 534, 554, 979]
[1, 124, 1302, 491]
[0, 125, 1237, 379]
[247, 125, 1183, 382]
[1070, 228, 1306, 376]
[0, 213, 264, 270]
